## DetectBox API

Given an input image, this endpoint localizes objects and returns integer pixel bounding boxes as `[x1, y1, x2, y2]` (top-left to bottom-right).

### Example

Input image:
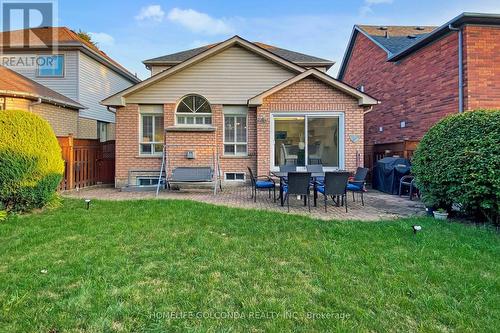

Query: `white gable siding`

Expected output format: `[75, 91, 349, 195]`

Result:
[78, 52, 135, 122]
[3, 50, 78, 100]
[127, 45, 296, 105]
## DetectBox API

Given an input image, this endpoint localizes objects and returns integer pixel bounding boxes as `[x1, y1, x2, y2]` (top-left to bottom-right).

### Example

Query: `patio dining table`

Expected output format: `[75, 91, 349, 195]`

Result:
[271, 170, 347, 207]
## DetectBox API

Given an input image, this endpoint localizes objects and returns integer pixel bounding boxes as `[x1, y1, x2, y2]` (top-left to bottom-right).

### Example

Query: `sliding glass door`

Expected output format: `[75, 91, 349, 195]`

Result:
[307, 117, 339, 167]
[274, 117, 305, 166]
[272, 113, 343, 169]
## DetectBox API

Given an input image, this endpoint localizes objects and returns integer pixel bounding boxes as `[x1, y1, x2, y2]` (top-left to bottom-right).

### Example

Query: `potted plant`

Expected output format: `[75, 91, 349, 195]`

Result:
[433, 208, 449, 220]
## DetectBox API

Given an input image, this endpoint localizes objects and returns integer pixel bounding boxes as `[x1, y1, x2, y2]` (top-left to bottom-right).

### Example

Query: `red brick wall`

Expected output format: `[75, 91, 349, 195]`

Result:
[463, 25, 500, 110]
[115, 77, 365, 186]
[115, 104, 162, 187]
[115, 103, 257, 187]
[256, 77, 366, 176]
[163, 104, 256, 181]
[342, 32, 460, 165]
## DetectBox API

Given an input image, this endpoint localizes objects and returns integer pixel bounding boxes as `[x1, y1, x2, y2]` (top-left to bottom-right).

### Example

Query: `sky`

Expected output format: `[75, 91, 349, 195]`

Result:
[35, 0, 500, 79]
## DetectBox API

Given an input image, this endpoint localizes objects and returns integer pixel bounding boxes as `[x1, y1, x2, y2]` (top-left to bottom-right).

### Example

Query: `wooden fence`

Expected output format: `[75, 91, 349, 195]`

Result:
[57, 135, 115, 190]
[371, 140, 419, 168]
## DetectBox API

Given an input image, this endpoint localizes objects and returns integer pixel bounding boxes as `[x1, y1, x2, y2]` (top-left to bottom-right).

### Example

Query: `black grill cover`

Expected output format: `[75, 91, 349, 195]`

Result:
[372, 157, 411, 194]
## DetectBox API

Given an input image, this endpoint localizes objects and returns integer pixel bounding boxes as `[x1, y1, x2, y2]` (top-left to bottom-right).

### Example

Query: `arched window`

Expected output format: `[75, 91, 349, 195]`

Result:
[176, 94, 212, 126]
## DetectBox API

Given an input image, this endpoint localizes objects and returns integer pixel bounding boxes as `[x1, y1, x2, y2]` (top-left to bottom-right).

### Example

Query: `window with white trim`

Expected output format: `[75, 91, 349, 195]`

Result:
[224, 114, 247, 155]
[176, 95, 212, 126]
[139, 105, 164, 155]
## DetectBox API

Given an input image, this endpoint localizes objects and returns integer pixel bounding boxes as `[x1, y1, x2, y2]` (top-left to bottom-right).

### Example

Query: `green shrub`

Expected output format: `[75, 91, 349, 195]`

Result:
[0, 109, 64, 212]
[412, 110, 500, 224]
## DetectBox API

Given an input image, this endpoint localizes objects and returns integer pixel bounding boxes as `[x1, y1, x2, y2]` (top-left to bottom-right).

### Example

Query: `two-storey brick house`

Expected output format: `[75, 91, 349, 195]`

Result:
[338, 12, 500, 169]
[102, 36, 378, 188]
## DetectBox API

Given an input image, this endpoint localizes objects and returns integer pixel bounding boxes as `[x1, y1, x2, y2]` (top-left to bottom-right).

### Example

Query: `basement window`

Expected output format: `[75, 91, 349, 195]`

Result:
[137, 177, 160, 186]
[224, 172, 246, 181]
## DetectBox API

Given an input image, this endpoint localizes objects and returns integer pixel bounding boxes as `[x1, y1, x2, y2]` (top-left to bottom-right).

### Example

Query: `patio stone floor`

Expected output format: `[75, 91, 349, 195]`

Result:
[63, 184, 426, 221]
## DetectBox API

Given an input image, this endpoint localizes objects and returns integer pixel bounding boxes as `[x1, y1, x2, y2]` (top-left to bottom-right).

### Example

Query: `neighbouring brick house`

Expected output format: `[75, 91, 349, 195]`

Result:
[102, 36, 378, 188]
[338, 12, 500, 169]
[0, 27, 140, 141]
[0, 65, 84, 135]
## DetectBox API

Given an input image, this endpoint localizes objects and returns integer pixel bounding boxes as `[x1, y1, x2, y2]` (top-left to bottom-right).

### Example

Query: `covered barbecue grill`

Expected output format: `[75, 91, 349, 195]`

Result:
[372, 157, 411, 194]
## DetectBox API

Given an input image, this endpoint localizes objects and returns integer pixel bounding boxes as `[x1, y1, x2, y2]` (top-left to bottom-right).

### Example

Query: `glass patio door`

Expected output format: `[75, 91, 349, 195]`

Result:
[272, 114, 342, 169]
[307, 117, 339, 167]
[274, 117, 305, 166]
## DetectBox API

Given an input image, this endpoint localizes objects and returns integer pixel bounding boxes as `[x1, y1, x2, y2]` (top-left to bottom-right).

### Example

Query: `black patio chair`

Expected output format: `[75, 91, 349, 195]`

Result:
[247, 167, 276, 202]
[316, 172, 350, 212]
[399, 175, 420, 200]
[306, 164, 324, 185]
[279, 164, 297, 183]
[347, 167, 368, 206]
[283, 172, 311, 212]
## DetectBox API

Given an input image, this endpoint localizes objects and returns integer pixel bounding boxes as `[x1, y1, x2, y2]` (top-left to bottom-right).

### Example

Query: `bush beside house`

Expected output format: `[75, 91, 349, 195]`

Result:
[0, 110, 64, 212]
[412, 110, 500, 224]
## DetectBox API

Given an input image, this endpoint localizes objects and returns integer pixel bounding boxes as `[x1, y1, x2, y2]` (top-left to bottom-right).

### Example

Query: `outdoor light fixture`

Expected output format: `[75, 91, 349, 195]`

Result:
[85, 199, 91, 210]
[412, 225, 422, 234]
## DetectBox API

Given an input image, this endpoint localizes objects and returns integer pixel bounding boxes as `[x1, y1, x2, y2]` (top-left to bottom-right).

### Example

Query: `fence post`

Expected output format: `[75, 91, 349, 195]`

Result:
[67, 134, 75, 189]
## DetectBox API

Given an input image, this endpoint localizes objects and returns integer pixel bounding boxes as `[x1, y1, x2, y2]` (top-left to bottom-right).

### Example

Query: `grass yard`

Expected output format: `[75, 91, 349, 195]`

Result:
[0, 199, 499, 332]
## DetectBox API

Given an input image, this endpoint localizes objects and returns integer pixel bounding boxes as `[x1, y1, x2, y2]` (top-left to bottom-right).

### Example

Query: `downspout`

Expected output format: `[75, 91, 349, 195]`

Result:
[29, 97, 42, 112]
[449, 24, 464, 113]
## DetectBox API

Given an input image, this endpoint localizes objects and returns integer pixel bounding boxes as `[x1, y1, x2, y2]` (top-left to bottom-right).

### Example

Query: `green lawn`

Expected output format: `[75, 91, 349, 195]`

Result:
[0, 199, 499, 332]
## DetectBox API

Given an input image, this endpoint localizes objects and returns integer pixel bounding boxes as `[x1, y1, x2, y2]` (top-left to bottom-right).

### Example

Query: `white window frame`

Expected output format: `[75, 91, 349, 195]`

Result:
[175, 95, 212, 127]
[223, 113, 248, 156]
[269, 112, 345, 172]
[224, 172, 246, 182]
[139, 106, 164, 156]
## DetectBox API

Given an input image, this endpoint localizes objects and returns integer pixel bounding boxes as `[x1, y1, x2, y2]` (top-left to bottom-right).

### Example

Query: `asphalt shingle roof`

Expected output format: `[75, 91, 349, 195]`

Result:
[0, 66, 84, 109]
[143, 41, 334, 67]
[357, 25, 437, 54]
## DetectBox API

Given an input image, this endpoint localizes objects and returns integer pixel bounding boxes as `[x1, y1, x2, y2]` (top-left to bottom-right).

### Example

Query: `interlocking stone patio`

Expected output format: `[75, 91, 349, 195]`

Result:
[63, 184, 426, 221]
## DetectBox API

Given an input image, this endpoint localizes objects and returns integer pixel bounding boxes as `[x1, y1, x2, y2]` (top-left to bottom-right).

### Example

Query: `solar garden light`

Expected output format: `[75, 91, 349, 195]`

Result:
[412, 225, 422, 234]
[85, 199, 91, 210]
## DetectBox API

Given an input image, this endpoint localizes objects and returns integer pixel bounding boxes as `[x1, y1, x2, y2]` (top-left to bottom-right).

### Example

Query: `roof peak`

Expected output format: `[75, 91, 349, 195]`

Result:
[143, 38, 334, 68]
[356, 25, 437, 38]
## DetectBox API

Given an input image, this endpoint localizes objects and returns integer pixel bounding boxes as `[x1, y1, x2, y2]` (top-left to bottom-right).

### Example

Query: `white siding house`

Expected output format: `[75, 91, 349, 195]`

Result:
[0, 27, 140, 140]
[78, 52, 135, 123]
[2, 50, 79, 101]
[127, 46, 295, 105]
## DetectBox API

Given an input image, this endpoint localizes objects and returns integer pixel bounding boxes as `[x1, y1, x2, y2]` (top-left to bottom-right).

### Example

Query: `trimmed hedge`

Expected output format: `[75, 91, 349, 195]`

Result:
[0, 109, 64, 212]
[412, 110, 500, 224]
